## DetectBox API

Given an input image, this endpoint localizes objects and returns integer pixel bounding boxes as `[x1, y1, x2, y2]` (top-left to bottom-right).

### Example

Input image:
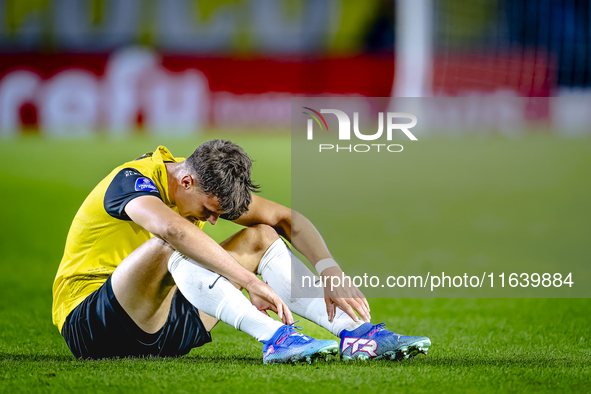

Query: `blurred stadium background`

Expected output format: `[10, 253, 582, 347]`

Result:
[0, 0, 590, 137]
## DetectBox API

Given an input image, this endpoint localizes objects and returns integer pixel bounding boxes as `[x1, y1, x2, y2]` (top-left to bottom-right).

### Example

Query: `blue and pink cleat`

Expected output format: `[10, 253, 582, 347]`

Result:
[261, 323, 339, 364]
[339, 322, 431, 361]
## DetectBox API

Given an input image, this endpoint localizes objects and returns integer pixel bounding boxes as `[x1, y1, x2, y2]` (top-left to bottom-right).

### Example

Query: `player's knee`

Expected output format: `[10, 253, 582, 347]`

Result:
[247, 224, 280, 254]
[144, 237, 175, 261]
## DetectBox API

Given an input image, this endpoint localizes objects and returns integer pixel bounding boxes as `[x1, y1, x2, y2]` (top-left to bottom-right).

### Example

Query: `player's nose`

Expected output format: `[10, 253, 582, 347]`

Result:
[207, 214, 219, 225]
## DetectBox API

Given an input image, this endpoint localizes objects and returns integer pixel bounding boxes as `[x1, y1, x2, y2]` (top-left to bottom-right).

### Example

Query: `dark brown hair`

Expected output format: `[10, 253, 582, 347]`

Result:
[185, 139, 259, 220]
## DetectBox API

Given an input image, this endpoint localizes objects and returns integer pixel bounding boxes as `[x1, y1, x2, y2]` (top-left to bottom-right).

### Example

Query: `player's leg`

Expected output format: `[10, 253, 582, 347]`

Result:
[254, 229, 431, 361]
[112, 225, 343, 362]
[219, 223, 283, 280]
[110, 224, 280, 334]
[111, 225, 278, 330]
[111, 236, 283, 342]
[190, 223, 313, 333]
[191, 224, 282, 331]
[110, 237, 179, 333]
[252, 230, 365, 337]
[167, 224, 339, 363]
[62, 237, 211, 359]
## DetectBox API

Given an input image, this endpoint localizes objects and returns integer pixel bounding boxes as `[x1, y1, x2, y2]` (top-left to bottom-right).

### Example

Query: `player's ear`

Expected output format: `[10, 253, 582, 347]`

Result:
[180, 174, 195, 190]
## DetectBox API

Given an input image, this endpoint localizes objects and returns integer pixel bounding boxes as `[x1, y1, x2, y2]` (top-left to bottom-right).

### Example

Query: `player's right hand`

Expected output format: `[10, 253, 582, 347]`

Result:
[244, 278, 294, 325]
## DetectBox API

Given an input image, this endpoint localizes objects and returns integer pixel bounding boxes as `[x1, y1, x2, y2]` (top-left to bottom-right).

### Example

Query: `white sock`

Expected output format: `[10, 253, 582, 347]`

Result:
[257, 239, 364, 337]
[168, 251, 283, 342]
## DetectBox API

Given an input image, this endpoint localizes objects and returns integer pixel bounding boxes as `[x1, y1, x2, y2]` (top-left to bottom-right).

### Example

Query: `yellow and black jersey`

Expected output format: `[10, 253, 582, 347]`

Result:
[52, 146, 205, 333]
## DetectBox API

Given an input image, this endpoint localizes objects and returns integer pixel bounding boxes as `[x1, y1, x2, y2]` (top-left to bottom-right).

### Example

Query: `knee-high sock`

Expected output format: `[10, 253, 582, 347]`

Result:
[168, 251, 283, 342]
[257, 239, 364, 337]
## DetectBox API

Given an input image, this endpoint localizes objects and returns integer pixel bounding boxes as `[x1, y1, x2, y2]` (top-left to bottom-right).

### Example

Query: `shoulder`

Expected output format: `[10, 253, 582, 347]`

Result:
[103, 167, 163, 220]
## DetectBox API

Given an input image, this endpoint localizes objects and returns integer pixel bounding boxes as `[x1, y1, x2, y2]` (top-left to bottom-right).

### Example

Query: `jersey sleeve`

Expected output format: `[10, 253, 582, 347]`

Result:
[104, 168, 163, 220]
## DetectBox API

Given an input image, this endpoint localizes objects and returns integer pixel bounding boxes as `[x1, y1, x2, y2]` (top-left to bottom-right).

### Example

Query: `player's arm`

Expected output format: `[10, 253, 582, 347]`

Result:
[125, 194, 293, 324]
[232, 194, 370, 322]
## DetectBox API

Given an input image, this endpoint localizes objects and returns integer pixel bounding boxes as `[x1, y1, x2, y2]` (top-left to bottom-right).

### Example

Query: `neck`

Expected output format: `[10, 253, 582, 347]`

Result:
[164, 162, 182, 205]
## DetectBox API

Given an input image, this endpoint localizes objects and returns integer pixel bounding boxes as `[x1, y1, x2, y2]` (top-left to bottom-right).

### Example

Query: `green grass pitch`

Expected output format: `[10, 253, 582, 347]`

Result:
[0, 134, 589, 393]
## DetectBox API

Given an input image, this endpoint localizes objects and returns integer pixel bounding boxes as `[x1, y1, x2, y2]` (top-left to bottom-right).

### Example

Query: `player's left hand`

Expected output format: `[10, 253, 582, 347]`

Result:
[321, 266, 371, 323]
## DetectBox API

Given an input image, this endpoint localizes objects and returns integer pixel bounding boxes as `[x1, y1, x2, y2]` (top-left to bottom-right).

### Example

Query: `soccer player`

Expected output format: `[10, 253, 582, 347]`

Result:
[52, 140, 430, 363]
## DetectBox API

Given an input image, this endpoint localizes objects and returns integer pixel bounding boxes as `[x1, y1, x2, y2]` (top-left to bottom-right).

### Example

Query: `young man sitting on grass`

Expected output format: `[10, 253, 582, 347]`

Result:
[52, 139, 430, 363]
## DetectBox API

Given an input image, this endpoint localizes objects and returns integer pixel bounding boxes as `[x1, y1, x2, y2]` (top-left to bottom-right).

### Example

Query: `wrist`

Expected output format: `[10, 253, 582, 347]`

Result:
[241, 272, 261, 291]
[315, 258, 341, 276]
[320, 266, 344, 279]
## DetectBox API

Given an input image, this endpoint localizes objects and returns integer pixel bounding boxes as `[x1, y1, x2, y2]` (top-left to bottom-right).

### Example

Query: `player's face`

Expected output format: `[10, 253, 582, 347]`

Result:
[178, 190, 224, 226]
